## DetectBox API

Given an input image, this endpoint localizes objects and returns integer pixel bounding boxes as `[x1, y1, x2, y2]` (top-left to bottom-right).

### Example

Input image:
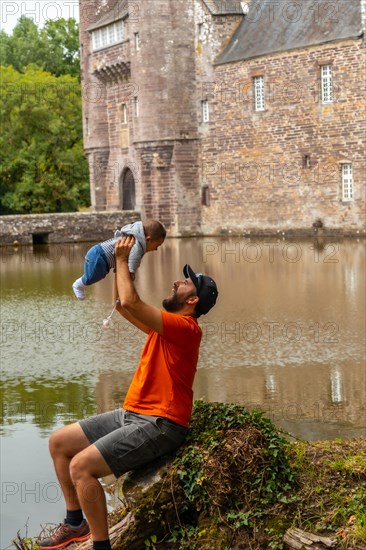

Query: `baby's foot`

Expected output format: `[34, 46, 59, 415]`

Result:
[72, 279, 86, 300]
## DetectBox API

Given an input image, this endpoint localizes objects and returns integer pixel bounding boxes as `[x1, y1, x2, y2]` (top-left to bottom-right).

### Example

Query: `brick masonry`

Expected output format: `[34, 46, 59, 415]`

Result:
[202, 38, 366, 234]
[79, 0, 366, 236]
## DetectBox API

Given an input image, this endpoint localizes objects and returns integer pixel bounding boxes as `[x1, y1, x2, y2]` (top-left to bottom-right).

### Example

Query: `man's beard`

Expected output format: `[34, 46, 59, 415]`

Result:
[162, 293, 185, 312]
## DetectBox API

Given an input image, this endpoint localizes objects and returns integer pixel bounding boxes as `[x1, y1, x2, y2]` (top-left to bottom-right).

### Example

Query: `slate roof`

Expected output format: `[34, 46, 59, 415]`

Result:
[216, 0, 363, 65]
[87, 0, 128, 31]
[202, 0, 245, 15]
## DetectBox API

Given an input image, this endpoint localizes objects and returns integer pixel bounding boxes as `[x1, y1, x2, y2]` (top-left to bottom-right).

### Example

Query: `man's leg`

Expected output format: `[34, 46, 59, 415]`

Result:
[69, 444, 113, 542]
[43, 422, 113, 547]
[39, 423, 93, 549]
[49, 422, 91, 511]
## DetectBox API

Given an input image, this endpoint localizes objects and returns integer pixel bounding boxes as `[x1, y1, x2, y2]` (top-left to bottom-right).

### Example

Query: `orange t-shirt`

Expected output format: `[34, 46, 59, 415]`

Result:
[123, 311, 202, 427]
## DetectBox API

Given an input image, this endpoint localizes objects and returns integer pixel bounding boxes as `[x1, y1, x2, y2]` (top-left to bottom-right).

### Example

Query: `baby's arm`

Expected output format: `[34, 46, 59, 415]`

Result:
[128, 242, 144, 274]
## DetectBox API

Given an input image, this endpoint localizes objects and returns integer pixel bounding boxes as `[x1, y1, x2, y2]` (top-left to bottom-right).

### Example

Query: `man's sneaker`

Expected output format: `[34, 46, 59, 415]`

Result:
[38, 519, 90, 549]
[72, 279, 86, 301]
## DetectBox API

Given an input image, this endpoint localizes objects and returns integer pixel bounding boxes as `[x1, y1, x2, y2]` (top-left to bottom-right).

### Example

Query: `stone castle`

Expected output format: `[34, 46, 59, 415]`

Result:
[79, 0, 366, 235]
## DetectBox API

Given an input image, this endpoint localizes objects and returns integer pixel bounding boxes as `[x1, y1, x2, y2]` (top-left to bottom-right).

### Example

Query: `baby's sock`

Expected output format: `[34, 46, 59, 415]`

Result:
[72, 277, 86, 300]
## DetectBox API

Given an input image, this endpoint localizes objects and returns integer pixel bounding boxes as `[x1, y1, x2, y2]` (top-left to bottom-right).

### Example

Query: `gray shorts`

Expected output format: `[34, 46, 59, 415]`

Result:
[79, 409, 188, 478]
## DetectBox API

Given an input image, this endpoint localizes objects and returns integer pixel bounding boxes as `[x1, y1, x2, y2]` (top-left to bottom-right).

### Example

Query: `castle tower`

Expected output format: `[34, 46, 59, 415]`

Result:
[78, 0, 243, 234]
[78, 0, 120, 211]
[78, 0, 198, 233]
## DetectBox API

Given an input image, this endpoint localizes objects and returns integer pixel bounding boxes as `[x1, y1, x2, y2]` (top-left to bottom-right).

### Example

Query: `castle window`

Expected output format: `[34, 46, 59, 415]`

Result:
[121, 103, 127, 125]
[92, 20, 124, 51]
[202, 100, 209, 123]
[108, 24, 115, 43]
[134, 96, 139, 117]
[253, 76, 265, 111]
[198, 23, 204, 40]
[303, 155, 311, 169]
[115, 20, 124, 42]
[202, 185, 210, 206]
[121, 169, 136, 210]
[321, 64, 333, 104]
[92, 31, 101, 50]
[341, 163, 353, 201]
[134, 32, 140, 51]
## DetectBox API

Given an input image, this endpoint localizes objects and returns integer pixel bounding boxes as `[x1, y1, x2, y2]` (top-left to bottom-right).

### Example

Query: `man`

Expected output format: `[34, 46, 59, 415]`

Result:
[39, 236, 218, 550]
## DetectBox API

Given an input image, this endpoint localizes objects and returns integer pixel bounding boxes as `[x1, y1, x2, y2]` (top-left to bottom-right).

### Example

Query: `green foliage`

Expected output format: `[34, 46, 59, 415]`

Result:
[176, 400, 294, 512]
[1, 16, 80, 77]
[0, 65, 89, 214]
[0, 17, 88, 214]
[168, 524, 201, 549]
[12, 533, 40, 550]
[226, 511, 251, 528]
[171, 400, 296, 547]
[144, 534, 157, 549]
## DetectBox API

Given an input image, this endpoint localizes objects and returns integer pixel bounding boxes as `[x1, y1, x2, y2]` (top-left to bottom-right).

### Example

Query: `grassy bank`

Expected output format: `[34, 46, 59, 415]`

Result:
[15, 401, 366, 550]
[103, 402, 366, 549]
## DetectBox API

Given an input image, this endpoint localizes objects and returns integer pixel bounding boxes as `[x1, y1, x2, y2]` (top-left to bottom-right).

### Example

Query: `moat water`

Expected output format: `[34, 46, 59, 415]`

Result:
[1, 237, 365, 548]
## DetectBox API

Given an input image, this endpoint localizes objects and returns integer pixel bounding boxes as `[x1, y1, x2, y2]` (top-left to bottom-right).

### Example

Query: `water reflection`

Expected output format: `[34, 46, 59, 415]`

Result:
[1, 237, 365, 436]
[1, 377, 97, 436]
[330, 368, 343, 404]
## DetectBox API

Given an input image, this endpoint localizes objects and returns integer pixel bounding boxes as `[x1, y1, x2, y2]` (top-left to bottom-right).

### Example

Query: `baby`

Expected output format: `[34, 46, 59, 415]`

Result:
[72, 219, 166, 300]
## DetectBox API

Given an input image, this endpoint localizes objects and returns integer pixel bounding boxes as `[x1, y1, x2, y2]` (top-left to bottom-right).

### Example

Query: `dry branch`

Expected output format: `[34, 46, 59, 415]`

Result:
[284, 527, 337, 549]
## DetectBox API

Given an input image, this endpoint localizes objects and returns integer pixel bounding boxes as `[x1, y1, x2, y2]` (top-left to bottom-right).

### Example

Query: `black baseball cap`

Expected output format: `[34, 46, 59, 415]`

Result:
[183, 264, 218, 315]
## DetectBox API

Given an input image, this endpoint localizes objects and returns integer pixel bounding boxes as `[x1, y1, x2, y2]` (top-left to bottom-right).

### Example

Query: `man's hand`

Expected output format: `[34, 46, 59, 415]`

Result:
[115, 235, 135, 261]
[115, 235, 163, 335]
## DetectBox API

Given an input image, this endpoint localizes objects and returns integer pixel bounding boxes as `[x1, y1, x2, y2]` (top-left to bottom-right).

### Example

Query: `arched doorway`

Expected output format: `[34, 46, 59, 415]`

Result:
[121, 168, 136, 210]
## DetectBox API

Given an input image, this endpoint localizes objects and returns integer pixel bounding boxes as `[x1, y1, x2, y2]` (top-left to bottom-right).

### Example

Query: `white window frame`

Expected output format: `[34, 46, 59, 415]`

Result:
[134, 96, 139, 117]
[341, 163, 353, 201]
[92, 20, 124, 51]
[108, 24, 115, 44]
[92, 31, 101, 50]
[121, 103, 127, 125]
[101, 26, 107, 45]
[115, 20, 124, 42]
[321, 64, 333, 104]
[253, 75, 265, 112]
[134, 32, 140, 51]
[202, 99, 209, 123]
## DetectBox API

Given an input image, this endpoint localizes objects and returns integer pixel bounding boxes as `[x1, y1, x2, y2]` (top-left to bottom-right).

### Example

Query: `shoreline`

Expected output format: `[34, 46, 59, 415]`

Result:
[0, 211, 365, 245]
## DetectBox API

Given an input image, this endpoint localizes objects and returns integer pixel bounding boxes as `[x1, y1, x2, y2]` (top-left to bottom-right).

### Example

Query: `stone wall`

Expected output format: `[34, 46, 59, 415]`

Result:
[0, 211, 139, 245]
[79, 1, 115, 210]
[78, 0, 365, 236]
[79, 0, 206, 235]
[201, 38, 366, 234]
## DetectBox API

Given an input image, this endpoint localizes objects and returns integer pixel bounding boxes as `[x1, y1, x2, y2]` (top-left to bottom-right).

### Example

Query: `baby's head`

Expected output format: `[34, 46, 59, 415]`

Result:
[144, 220, 167, 252]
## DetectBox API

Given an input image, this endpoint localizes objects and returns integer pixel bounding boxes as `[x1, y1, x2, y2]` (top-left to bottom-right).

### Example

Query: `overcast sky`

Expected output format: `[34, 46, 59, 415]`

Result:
[1, 1, 80, 34]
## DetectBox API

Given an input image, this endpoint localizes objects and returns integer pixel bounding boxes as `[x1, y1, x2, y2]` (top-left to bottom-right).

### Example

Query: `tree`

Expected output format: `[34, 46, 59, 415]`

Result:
[0, 65, 89, 214]
[41, 18, 80, 77]
[1, 17, 46, 72]
[0, 16, 80, 77]
[0, 30, 12, 66]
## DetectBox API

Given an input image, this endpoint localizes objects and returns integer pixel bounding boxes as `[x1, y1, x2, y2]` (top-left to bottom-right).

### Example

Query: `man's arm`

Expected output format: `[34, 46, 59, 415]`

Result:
[115, 301, 150, 334]
[115, 236, 163, 335]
